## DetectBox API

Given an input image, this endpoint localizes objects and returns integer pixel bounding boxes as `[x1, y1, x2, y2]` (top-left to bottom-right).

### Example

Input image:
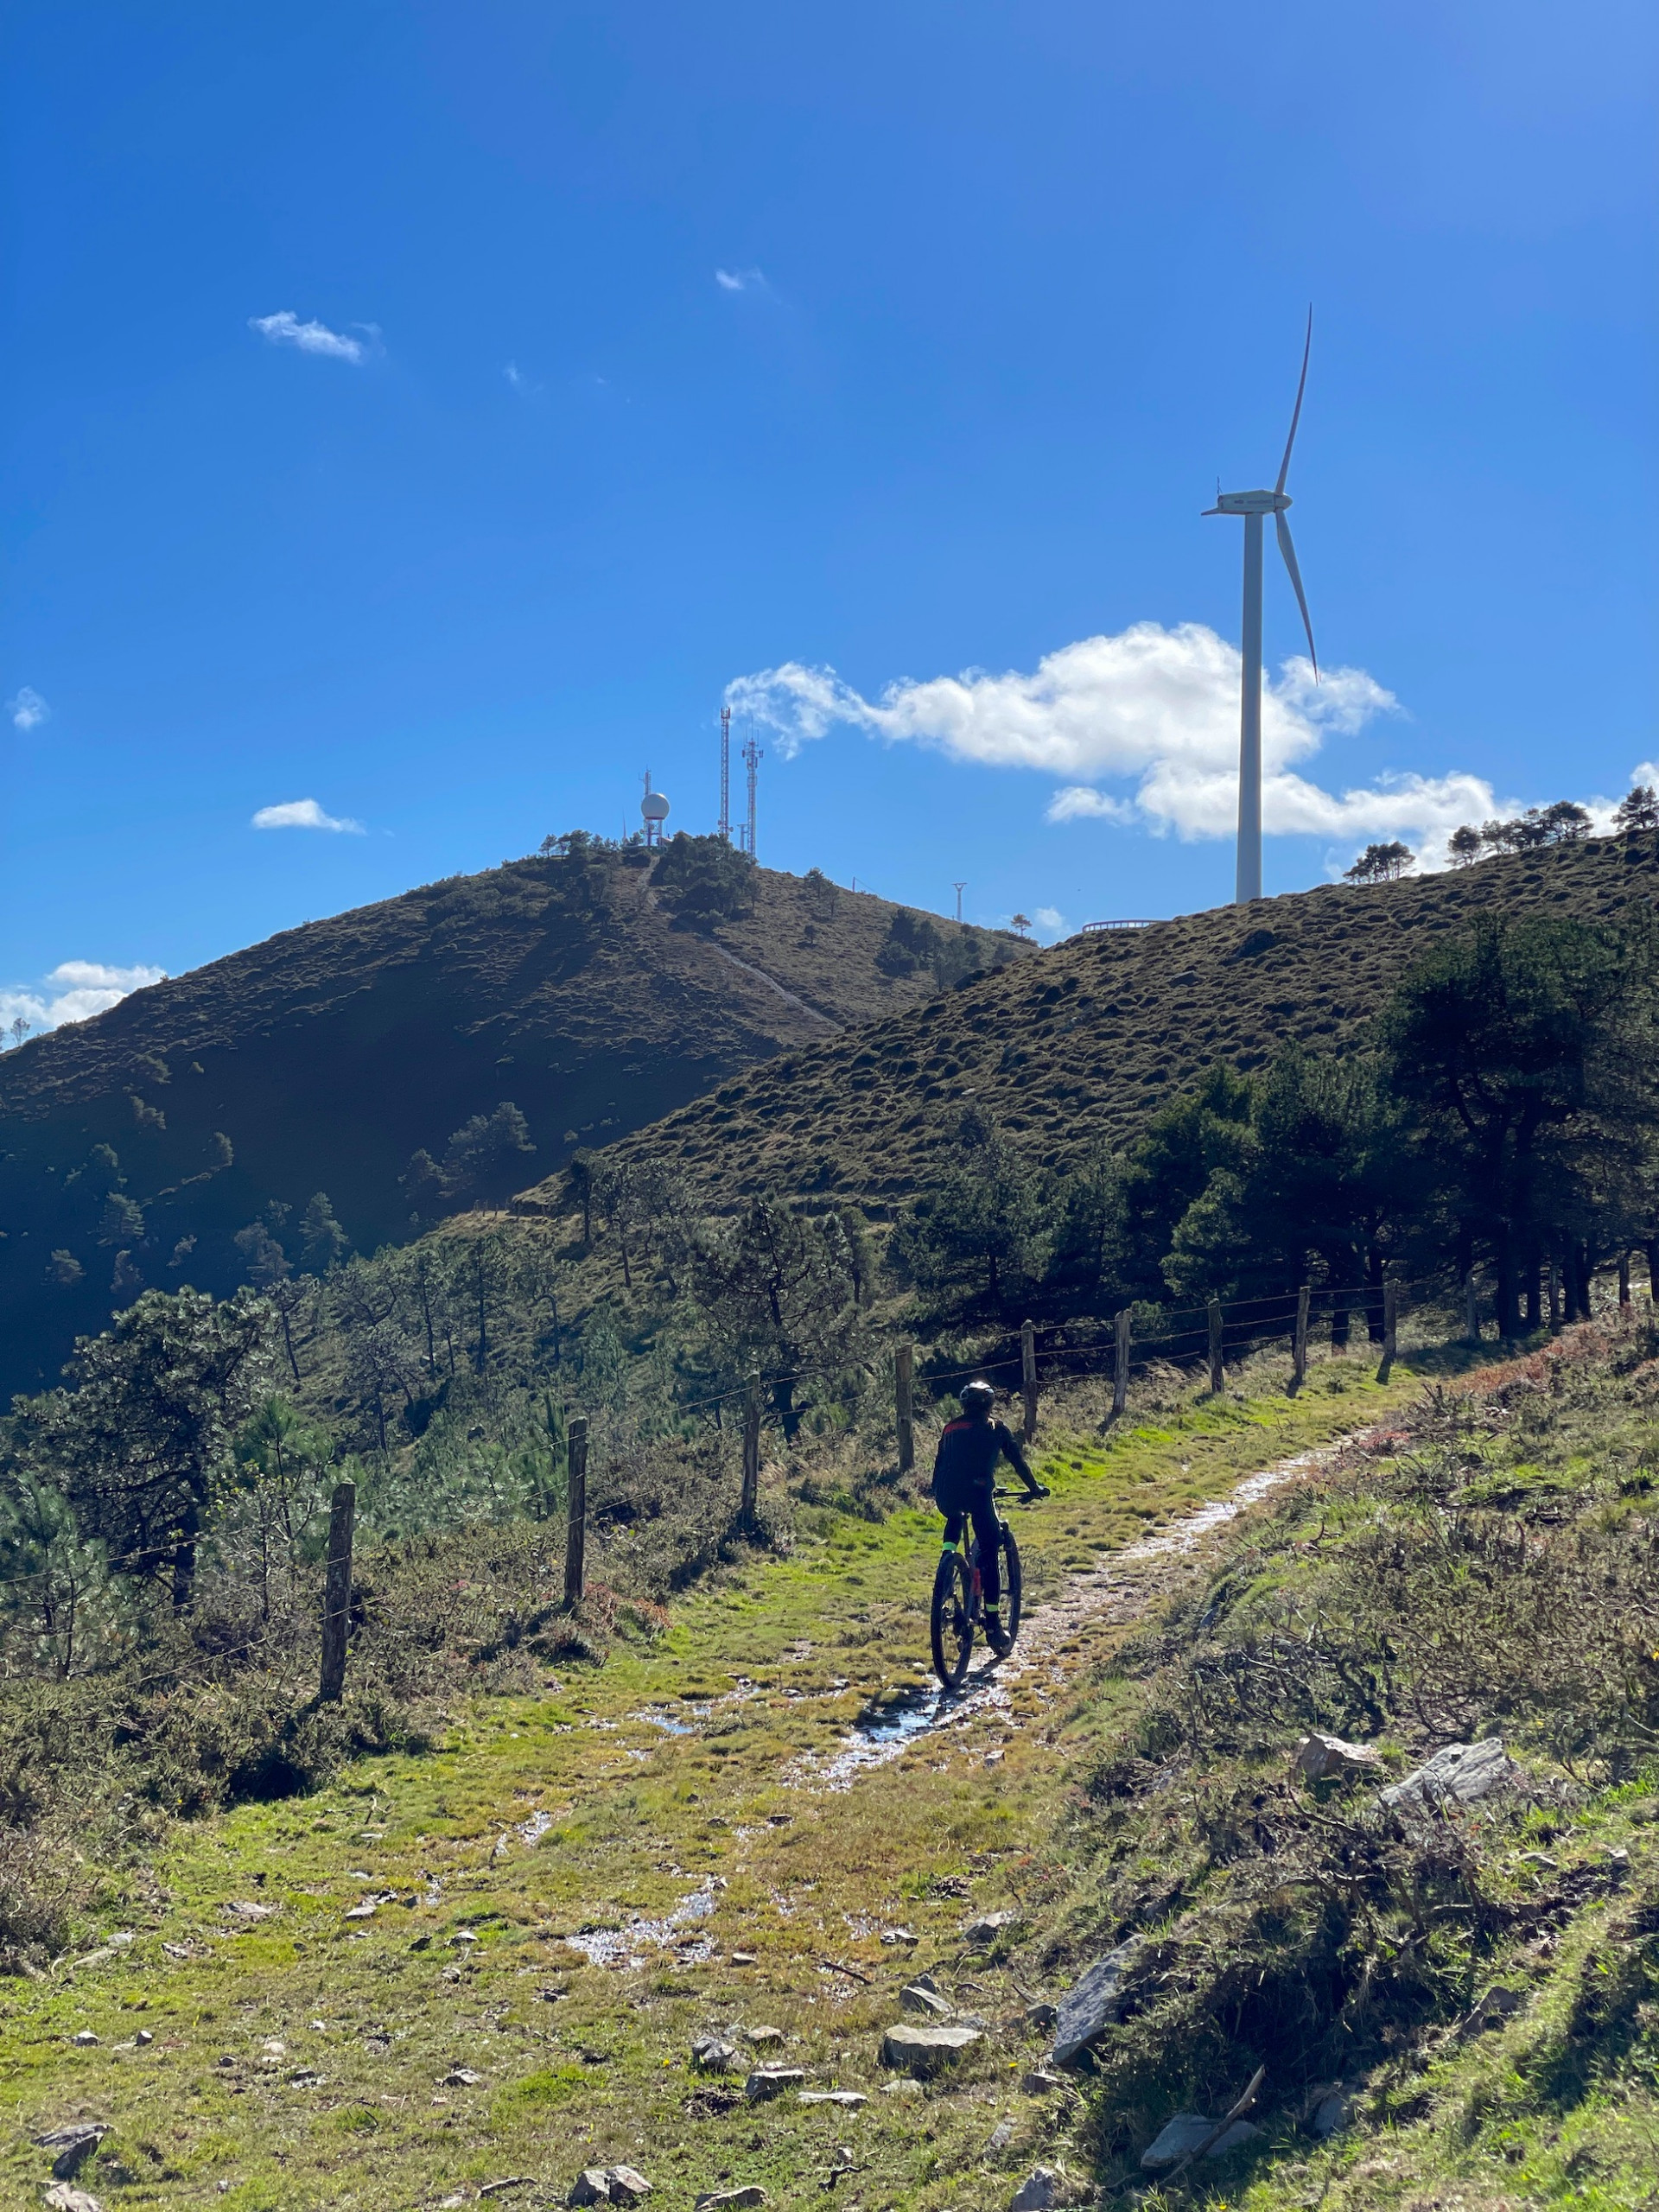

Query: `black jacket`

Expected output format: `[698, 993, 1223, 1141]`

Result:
[931, 1415, 1033, 1509]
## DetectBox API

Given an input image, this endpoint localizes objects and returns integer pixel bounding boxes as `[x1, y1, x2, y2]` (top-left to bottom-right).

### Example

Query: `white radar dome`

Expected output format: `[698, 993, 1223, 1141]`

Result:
[641, 791, 671, 821]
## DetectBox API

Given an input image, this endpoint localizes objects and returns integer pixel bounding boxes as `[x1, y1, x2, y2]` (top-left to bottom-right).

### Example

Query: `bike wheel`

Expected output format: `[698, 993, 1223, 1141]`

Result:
[995, 1522, 1023, 1649]
[931, 1551, 976, 1688]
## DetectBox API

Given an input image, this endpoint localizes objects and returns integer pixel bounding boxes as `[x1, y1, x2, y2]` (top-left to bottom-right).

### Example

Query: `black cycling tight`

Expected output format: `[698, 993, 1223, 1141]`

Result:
[942, 1487, 1001, 1606]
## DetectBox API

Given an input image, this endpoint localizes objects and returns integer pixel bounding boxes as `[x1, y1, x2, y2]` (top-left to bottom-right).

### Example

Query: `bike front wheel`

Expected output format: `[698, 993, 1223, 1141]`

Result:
[931, 1551, 976, 1688]
[995, 1522, 1023, 1649]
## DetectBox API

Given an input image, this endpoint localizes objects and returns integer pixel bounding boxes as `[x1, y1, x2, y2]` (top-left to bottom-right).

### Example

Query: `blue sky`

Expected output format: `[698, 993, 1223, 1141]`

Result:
[3, 2, 1656, 1026]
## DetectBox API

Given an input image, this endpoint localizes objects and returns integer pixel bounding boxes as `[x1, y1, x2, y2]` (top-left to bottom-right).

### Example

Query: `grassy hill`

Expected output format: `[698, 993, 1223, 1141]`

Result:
[7, 1317, 1658, 2207]
[515, 830, 1659, 1222]
[0, 842, 1020, 1394]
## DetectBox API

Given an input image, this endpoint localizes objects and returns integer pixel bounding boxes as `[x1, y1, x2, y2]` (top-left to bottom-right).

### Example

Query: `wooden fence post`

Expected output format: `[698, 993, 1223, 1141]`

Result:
[1378, 1280, 1398, 1378]
[1293, 1284, 1310, 1388]
[741, 1377, 760, 1532]
[1020, 1319, 1038, 1443]
[1619, 1252, 1632, 1307]
[1206, 1300, 1224, 1395]
[1113, 1308, 1131, 1418]
[895, 1343, 915, 1473]
[1465, 1270, 1479, 1347]
[318, 1479, 356, 1704]
[563, 1414, 588, 1609]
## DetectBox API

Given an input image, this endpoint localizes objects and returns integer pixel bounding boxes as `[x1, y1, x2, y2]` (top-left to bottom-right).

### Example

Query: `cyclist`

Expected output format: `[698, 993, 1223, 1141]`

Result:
[931, 1378, 1049, 1655]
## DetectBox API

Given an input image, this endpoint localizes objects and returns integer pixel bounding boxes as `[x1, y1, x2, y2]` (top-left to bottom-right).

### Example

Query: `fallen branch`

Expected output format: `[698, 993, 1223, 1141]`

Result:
[816, 1956, 874, 1985]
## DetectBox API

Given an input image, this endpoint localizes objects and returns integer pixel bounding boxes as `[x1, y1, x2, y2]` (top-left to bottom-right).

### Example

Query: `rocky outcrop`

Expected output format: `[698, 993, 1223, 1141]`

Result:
[1049, 1938, 1144, 2066]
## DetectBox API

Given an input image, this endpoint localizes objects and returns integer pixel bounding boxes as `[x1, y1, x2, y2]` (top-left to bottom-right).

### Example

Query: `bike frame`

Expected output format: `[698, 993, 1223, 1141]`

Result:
[939, 1526, 991, 1618]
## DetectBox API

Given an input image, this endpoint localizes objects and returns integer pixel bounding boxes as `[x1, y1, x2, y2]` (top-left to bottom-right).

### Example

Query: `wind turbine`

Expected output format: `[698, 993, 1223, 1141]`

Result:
[1205, 309, 1319, 905]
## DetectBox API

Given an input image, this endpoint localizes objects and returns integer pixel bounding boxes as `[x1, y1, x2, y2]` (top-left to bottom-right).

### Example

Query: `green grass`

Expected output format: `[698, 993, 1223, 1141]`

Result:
[0, 1352, 1419, 2209]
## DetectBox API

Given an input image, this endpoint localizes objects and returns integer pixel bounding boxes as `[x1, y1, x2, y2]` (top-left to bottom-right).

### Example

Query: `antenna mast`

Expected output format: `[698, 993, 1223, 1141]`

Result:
[953, 881, 966, 923]
[718, 706, 731, 842]
[741, 728, 761, 861]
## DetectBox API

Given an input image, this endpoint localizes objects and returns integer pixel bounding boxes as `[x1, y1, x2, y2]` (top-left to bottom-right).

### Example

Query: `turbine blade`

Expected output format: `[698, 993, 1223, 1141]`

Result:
[1277, 511, 1319, 677]
[1274, 305, 1313, 496]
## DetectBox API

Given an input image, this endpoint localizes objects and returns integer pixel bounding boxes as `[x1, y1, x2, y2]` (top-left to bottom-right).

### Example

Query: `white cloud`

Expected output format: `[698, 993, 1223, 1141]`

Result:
[726, 623, 1525, 868]
[715, 266, 768, 293]
[250, 311, 376, 364]
[251, 798, 365, 834]
[0, 960, 166, 1043]
[504, 360, 542, 394]
[8, 686, 48, 731]
[1032, 906, 1068, 942]
[1047, 786, 1135, 823]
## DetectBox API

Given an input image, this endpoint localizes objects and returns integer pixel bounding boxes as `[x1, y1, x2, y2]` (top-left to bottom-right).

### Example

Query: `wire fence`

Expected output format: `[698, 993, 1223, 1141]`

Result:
[4, 1260, 1649, 1707]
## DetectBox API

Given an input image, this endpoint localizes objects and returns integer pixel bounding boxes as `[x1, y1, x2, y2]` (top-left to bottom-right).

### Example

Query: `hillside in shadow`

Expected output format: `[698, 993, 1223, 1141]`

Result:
[0, 839, 1021, 1392]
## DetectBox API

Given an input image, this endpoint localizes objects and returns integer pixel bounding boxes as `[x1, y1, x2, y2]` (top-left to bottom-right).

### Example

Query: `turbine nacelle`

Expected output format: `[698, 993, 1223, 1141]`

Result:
[1204, 488, 1291, 517]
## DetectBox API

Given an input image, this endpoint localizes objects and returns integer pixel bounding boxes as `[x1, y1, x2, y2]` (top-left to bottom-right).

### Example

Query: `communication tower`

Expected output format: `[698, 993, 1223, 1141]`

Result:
[641, 769, 671, 849]
[953, 881, 966, 923]
[740, 728, 761, 861]
[718, 707, 732, 842]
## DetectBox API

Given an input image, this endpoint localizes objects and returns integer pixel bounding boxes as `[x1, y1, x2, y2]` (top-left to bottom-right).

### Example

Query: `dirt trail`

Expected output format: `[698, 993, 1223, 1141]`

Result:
[630, 862, 842, 1031]
[798, 1433, 1370, 1790]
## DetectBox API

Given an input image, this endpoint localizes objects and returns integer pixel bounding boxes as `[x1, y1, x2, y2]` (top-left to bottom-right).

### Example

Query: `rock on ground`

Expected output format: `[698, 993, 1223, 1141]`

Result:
[744, 2068, 807, 2102]
[1141, 2113, 1265, 2166]
[691, 2036, 741, 2073]
[1008, 2165, 1073, 2210]
[1294, 1732, 1381, 1781]
[694, 2190, 767, 2209]
[1307, 2087, 1354, 2139]
[1460, 1984, 1526, 2037]
[900, 1982, 954, 2019]
[569, 2168, 652, 2206]
[32, 2127, 106, 2181]
[1049, 1939, 1144, 2067]
[798, 2090, 868, 2108]
[44, 2189, 104, 2212]
[1381, 1738, 1519, 1811]
[963, 1910, 1022, 1945]
[880, 2022, 982, 2075]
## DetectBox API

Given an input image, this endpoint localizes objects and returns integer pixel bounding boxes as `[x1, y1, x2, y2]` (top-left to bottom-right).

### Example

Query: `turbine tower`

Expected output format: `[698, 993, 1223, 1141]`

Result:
[1205, 309, 1319, 906]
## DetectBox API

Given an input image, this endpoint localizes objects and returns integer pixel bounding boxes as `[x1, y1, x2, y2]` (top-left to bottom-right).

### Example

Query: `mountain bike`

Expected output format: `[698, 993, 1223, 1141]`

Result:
[931, 1491, 1024, 1689]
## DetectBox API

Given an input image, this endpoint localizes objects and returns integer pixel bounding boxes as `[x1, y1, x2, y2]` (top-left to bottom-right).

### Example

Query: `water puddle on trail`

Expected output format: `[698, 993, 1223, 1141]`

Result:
[808, 1675, 1014, 1790]
[795, 1436, 1363, 1792]
[560, 1879, 721, 1971]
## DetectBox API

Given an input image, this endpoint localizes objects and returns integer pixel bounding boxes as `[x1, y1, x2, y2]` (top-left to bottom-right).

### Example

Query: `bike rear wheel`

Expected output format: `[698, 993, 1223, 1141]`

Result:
[995, 1522, 1023, 1649]
[931, 1551, 976, 1688]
